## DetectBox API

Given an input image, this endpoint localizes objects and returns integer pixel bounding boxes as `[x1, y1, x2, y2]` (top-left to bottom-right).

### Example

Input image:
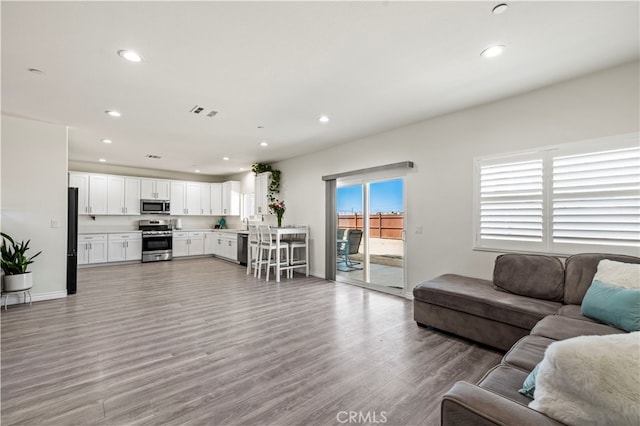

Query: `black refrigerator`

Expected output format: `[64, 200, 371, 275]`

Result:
[67, 187, 78, 294]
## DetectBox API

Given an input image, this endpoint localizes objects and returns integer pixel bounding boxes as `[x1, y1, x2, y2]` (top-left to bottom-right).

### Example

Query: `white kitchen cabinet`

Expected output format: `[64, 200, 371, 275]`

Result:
[204, 231, 216, 254]
[211, 183, 223, 216]
[214, 232, 237, 261]
[69, 173, 108, 215]
[69, 172, 90, 215]
[107, 176, 140, 215]
[78, 234, 108, 264]
[170, 182, 186, 216]
[172, 231, 205, 257]
[107, 176, 126, 215]
[186, 183, 201, 216]
[124, 177, 141, 215]
[188, 232, 204, 255]
[171, 182, 201, 215]
[141, 178, 171, 200]
[172, 232, 189, 257]
[88, 175, 108, 215]
[200, 183, 212, 215]
[255, 172, 271, 215]
[221, 181, 240, 216]
[107, 233, 142, 262]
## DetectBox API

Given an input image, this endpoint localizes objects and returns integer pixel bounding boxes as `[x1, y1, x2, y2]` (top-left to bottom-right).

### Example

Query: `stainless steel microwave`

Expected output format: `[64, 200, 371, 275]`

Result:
[140, 199, 170, 214]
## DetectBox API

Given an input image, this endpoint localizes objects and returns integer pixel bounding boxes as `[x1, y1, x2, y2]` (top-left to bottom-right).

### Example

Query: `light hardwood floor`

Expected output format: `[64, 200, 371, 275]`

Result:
[1, 257, 502, 425]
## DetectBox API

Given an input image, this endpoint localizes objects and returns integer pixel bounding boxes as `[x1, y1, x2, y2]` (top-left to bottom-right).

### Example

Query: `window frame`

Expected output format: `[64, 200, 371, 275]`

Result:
[473, 133, 640, 257]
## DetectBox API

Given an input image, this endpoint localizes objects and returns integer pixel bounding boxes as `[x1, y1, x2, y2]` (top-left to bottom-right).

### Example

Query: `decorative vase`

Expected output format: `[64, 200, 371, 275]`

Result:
[276, 211, 284, 227]
[3, 272, 33, 292]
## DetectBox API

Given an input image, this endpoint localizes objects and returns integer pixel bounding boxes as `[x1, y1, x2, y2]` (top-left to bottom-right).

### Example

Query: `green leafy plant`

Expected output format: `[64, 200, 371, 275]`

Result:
[252, 162, 281, 203]
[0, 232, 42, 275]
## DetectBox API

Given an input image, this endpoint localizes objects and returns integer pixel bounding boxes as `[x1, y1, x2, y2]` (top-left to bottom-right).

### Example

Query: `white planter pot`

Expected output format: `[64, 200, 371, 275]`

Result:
[3, 272, 33, 292]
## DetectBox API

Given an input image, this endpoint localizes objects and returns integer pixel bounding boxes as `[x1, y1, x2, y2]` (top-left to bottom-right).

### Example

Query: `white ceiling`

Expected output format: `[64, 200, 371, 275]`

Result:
[2, 1, 638, 176]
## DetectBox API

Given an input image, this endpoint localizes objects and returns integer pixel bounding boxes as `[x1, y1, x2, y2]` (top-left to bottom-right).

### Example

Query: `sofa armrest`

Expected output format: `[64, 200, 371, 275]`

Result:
[441, 382, 564, 426]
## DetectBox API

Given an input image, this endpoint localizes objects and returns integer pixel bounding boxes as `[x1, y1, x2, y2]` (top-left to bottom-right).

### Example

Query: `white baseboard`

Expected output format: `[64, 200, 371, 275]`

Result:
[2, 291, 67, 306]
[404, 291, 414, 300]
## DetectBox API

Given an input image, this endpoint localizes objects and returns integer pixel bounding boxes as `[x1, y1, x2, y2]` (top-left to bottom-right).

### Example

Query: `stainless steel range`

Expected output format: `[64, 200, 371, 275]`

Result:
[139, 219, 173, 262]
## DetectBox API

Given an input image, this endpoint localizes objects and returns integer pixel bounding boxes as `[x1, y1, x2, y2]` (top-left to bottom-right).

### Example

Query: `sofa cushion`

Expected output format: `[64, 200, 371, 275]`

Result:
[413, 274, 562, 330]
[529, 333, 640, 426]
[519, 363, 541, 399]
[581, 280, 640, 332]
[556, 304, 597, 323]
[531, 315, 622, 340]
[477, 365, 532, 406]
[503, 335, 555, 371]
[593, 259, 640, 288]
[493, 254, 565, 302]
[563, 253, 640, 305]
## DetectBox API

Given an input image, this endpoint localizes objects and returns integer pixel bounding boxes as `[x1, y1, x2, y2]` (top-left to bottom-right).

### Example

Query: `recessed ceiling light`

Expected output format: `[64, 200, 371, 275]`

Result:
[118, 50, 143, 63]
[98, 158, 107, 163]
[492, 3, 508, 14]
[480, 45, 505, 58]
[318, 115, 330, 123]
[105, 110, 121, 117]
[101, 139, 113, 144]
[260, 141, 268, 147]
[195, 169, 201, 173]
[223, 157, 230, 161]
[239, 167, 245, 171]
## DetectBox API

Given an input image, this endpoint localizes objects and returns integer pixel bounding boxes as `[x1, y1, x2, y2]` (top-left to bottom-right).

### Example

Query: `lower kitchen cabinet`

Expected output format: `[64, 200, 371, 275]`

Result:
[203, 231, 237, 261]
[173, 232, 205, 257]
[214, 232, 237, 261]
[204, 231, 216, 255]
[107, 233, 142, 262]
[78, 234, 108, 264]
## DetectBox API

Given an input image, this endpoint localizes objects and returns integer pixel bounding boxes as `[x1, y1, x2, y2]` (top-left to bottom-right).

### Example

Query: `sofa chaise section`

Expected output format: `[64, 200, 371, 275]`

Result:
[413, 273, 562, 350]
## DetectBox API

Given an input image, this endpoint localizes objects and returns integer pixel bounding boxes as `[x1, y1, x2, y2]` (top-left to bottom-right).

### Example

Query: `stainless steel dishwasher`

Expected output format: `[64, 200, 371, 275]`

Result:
[237, 233, 248, 266]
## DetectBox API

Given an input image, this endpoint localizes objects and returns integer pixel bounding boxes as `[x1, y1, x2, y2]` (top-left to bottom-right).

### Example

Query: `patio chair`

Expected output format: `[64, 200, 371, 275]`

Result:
[337, 229, 363, 271]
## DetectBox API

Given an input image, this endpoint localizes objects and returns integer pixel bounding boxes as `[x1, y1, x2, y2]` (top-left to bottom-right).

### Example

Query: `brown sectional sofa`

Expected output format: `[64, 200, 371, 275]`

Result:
[412, 252, 640, 426]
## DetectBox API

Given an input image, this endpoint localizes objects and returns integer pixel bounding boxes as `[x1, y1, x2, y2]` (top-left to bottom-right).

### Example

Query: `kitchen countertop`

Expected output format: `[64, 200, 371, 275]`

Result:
[79, 228, 249, 235]
[79, 229, 141, 234]
[175, 228, 249, 234]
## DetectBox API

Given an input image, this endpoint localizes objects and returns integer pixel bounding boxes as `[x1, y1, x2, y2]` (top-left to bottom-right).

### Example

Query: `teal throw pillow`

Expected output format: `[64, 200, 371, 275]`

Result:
[518, 363, 541, 399]
[581, 280, 640, 332]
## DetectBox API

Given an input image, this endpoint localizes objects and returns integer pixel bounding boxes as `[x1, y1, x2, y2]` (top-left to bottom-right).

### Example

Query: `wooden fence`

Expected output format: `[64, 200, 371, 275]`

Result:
[337, 213, 403, 239]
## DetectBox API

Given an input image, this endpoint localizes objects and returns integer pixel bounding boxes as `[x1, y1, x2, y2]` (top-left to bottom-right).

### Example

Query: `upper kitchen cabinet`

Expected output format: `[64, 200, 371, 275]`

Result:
[222, 181, 240, 216]
[88, 175, 108, 215]
[69, 172, 90, 215]
[69, 172, 108, 215]
[170, 181, 201, 216]
[141, 178, 171, 200]
[200, 183, 211, 215]
[211, 183, 223, 216]
[107, 176, 141, 215]
[255, 172, 271, 215]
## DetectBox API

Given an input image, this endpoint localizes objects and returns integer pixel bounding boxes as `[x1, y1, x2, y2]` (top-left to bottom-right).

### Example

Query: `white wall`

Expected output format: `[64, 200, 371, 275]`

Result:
[1, 115, 69, 301]
[275, 61, 640, 295]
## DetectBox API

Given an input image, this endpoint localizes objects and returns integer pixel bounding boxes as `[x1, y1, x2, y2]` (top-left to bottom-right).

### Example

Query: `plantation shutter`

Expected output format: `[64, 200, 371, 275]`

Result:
[477, 153, 544, 251]
[552, 146, 640, 250]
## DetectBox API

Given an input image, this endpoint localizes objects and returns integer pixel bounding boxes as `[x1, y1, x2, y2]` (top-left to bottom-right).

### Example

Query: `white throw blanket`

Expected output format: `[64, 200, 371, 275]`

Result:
[530, 332, 640, 426]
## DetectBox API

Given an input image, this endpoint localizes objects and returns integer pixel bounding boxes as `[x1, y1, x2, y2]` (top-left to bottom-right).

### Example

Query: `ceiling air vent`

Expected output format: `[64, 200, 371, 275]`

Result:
[146, 154, 162, 159]
[190, 105, 218, 118]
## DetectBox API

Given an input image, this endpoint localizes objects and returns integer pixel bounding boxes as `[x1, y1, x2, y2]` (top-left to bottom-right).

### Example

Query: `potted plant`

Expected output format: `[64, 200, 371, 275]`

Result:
[1, 232, 42, 292]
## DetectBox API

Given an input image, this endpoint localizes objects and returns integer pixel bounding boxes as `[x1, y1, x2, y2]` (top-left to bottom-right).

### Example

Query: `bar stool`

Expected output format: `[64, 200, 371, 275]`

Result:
[257, 225, 290, 282]
[247, 224, 260, 276]
[288, 225, 308, 276]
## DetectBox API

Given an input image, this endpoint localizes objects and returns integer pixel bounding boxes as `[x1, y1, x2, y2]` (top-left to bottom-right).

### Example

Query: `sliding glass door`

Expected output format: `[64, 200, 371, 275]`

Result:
[336, 177, 405, 295]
